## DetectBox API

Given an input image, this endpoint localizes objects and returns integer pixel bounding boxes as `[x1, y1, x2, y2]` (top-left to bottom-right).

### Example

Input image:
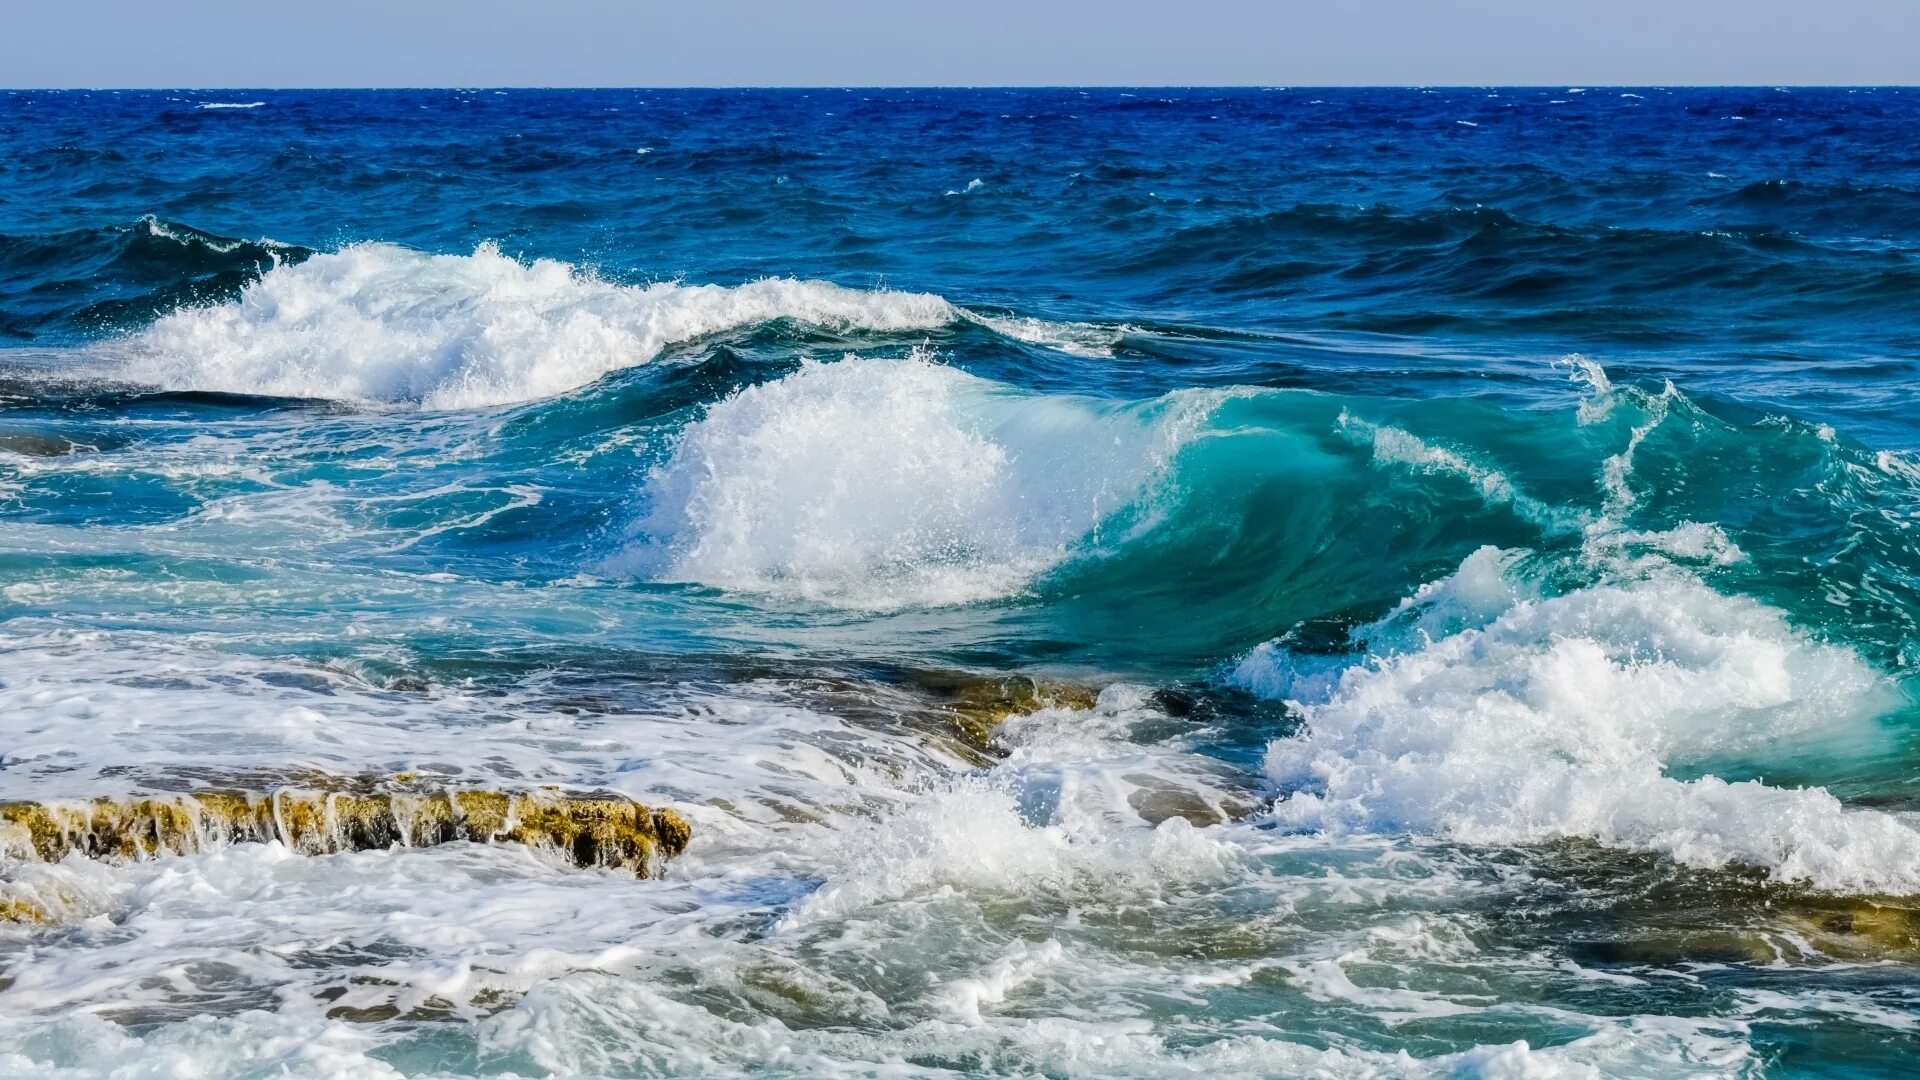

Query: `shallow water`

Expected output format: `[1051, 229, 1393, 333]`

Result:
[2, 88, 1919, 1078]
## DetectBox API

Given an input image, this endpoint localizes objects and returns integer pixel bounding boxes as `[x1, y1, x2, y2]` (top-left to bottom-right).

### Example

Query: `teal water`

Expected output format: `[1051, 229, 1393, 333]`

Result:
[1, 89, 1919, 1078]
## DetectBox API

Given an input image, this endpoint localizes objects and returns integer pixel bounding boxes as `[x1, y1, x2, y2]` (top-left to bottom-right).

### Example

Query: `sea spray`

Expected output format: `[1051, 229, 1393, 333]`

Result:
[616, 354, 1221, 608]
[1239, 549, 1920, 891]
[6, 87, 1920, 1077]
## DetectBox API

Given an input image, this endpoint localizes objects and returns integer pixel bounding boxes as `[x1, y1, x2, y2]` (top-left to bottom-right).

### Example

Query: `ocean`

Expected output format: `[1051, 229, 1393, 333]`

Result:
[1, 87, 1918, 1077]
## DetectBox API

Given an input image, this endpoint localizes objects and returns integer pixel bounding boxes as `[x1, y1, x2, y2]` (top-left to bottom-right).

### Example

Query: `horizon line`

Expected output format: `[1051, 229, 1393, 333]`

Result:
[6, 84, 1918, 93]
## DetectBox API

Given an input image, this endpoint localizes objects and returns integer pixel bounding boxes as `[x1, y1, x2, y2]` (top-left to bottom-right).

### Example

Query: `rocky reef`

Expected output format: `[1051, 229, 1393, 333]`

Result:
[0, 785, 691, 894]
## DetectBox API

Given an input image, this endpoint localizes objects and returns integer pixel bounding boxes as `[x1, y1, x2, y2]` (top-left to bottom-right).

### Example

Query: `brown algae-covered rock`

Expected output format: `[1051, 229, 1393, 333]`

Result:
[0, 788, 691, 879]
[905, 670, 1100, 748]
[1783, 900, 1920, 961]
[0, 897, 49, 925]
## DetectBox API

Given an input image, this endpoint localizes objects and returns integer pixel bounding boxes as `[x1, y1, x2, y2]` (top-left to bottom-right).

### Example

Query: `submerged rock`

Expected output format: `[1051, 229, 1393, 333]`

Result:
[902, 670, 1100, 748]
[1783, 900, 1920, 961]
[1514, 841, 1920, 967]
[1567, 901, 1920, 967]
[0, 786, 692, 885]
[0, 896, 49, 924]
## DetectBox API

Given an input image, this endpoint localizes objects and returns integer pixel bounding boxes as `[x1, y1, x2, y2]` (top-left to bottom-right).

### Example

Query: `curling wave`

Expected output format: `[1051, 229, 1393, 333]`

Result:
[615, 354, 1221, 609]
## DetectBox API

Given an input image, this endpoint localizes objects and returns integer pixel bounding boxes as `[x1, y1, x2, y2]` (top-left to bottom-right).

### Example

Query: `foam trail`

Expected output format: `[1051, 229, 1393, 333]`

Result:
[1237, 547, 1920, 893]
[1338, 409, 1583, 534]
[961, 309, 1132, 358]
[107, 243, 957, 408]
[616, 354, 1219, 609]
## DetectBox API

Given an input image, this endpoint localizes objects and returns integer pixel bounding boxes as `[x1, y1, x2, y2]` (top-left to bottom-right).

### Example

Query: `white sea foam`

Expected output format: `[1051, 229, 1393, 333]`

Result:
[788, 688, 1243, 928]
[99, 243, 1147, 407]
[477, 973, 1758, 1079]
[0, 627, 1799, 1076]
[108, 243, 957, 409]
[1237, 548, 1920, 893]
[195, 101, 265, 110]
[961, 310, 1132, 358]
[616, 354, 1217, 608]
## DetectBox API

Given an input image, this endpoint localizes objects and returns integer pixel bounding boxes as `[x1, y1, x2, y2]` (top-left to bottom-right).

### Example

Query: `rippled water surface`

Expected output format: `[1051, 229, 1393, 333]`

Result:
[2, 88, 1920, 1078]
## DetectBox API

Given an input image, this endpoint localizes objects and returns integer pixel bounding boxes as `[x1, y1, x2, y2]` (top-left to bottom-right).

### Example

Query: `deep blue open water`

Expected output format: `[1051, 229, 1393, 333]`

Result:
[1, 88, 1919, 1078]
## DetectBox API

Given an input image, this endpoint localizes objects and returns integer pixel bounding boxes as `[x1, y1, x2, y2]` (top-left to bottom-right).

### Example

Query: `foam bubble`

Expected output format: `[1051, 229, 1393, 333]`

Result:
[616, 355, 1216, 609]
[1239, 550, 1920, 892]
[0, 1011, 405, 1079]
[107, 243, 957, 409]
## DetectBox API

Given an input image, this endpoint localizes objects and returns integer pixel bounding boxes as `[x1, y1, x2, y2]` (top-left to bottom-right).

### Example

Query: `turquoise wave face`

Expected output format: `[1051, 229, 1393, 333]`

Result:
[4, 90, 1920, 1078]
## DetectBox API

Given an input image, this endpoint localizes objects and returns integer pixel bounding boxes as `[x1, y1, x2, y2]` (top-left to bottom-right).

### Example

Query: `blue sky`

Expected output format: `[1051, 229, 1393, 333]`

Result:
[4, 0, 1915, 87]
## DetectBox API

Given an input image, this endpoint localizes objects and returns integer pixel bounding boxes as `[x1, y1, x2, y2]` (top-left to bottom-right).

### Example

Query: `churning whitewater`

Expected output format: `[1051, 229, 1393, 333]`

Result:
[5, 88, 1920, 1079]
[105, 243, 960, 408]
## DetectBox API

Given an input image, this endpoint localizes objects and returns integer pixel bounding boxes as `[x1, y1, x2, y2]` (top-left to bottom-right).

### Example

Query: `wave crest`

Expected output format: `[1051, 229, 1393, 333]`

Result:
[612, 355, 1214, 609]
[0, 217, 310, 339]
[1237, 547, 1920, 893]
[106, 243, 958, 408]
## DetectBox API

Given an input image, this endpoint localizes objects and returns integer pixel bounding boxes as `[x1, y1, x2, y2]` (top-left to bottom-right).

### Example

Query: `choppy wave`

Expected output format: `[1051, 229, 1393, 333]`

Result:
[0, 216, 310, 339]
[1117, 200, 1920, 344]
[10, 342, 1920, 1070]
[12, 86, 1920, 1078]
[960, 309, 1131, 358]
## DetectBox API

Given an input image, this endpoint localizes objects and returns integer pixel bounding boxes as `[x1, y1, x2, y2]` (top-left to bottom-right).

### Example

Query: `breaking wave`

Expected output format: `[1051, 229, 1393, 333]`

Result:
[1237, 545, 1920, 893]
[616, 354, 1220, 609]
[71, 240, 1152, 410]
[102, 243, 960, 409]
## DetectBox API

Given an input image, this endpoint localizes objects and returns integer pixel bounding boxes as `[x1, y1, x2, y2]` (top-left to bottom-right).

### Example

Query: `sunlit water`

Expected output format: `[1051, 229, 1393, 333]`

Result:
[2, 88, 1919, 1078]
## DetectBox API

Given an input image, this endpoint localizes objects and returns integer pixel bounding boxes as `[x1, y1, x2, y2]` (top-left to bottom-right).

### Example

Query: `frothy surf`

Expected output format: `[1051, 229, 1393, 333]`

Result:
[88, 243, 1146, 410]
[4, 623, 1783, 1077]
[11, 86, 1920, 1078]
[104, 243, 957, 408]
[616, 353, 1220, 608]
[1236, 545, 1920, 893]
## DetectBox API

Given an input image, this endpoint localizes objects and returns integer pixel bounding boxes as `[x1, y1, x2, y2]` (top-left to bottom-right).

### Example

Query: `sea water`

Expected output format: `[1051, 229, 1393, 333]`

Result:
[2, 88, 1919, 1077]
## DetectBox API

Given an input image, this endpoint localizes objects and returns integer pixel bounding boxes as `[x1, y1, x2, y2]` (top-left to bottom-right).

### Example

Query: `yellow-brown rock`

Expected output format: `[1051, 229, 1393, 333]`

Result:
[0, 787, 690, 881]
[905, 670, 1100, 748]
